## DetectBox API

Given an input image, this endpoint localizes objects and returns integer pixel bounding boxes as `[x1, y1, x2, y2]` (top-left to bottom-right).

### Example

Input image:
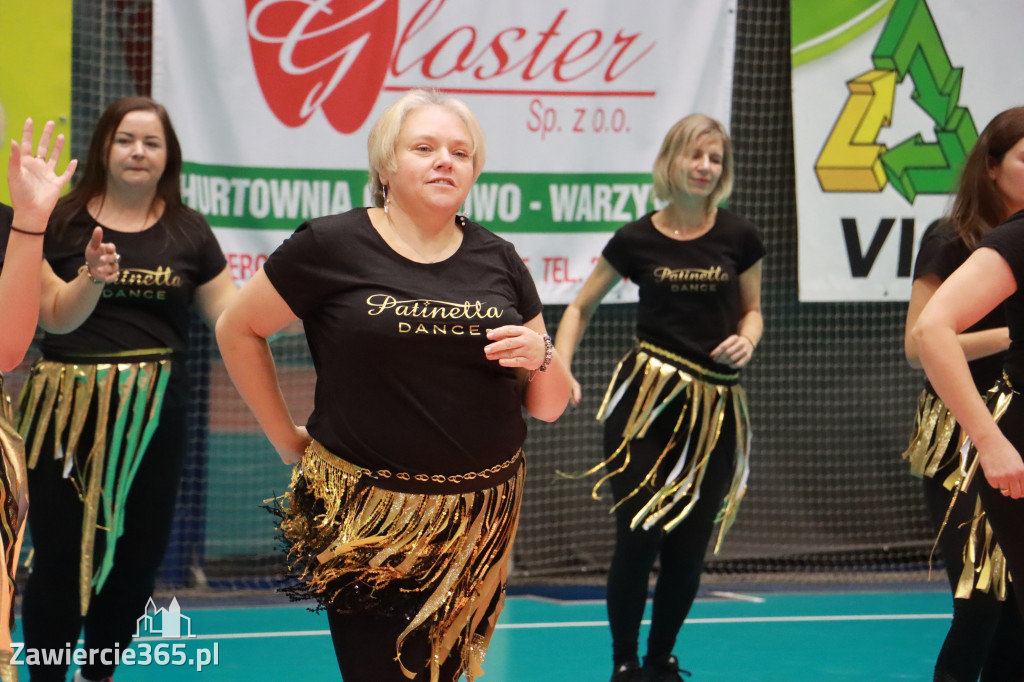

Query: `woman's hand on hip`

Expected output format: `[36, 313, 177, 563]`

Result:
[977, 434, 1024, 499]
[711, 334, 755, 368]
[485, 325, 549, 370]
[273, 425, 311, 465]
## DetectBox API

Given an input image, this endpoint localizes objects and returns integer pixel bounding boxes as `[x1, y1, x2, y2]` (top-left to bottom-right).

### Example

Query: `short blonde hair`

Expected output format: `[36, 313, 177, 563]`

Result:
[652, 114, 734, 212]
[367, 89, 486, 207]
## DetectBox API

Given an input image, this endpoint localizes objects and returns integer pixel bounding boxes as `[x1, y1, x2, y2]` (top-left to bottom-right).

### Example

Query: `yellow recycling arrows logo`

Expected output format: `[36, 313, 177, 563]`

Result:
[815, 0, 977, 203]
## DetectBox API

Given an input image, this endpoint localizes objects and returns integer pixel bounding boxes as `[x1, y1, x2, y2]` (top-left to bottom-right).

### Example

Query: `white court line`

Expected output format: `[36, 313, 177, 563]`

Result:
[496, 613, 951, 629]
[706, 591, 766, 604]
[174, 613, 952, 641]
[134, 630, 330, 642]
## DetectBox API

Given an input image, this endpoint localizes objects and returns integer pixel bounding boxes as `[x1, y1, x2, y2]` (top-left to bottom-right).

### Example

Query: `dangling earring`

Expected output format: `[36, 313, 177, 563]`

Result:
[383, 184, 390, 215]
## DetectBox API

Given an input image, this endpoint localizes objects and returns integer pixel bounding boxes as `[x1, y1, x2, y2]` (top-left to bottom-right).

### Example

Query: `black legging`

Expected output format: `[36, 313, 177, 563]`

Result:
[980, 394, 1024, 611]
[325, 573, 507, 681]
[326, 609, 465, 682]
[604, 391, 737, 666]
[922, 459, 1024, 682]
[22, 403, 187, 682]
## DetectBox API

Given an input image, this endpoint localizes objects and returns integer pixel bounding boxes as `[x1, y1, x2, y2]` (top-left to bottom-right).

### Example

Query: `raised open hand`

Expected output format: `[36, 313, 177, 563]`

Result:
[8, 118, 77, 229]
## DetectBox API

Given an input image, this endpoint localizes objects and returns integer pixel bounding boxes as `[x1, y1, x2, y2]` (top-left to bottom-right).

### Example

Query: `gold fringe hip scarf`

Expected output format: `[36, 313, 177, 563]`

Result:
[278, 440, 525, 681]
[902, 388, 965, 479]
[0, 374, 28, 652]
[16, 353, 172, 616]
[929, 379, 1014, 601]
[586, 340, 751, 552]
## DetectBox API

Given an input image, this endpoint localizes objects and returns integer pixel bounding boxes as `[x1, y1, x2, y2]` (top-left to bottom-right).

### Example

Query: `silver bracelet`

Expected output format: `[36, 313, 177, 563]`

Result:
[537, 334, 553, 372]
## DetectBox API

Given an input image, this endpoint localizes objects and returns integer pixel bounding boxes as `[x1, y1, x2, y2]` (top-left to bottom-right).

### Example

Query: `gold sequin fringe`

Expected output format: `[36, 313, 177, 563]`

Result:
[585, 341, 751, 552]
[0, 375, 27, 656]
[901, 389, 963, 478]
[281, 440, 524, 681]
[16, 357, 171, 616]
[0, 647, 15, 682]
[952, 497, 1008, 600]
[933, 380, 1014, 602]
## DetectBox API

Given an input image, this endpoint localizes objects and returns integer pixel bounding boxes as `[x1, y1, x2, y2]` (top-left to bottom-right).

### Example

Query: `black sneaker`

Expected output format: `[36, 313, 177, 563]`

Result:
[640, 654, 692, 681]
[610, 660, 642, 682]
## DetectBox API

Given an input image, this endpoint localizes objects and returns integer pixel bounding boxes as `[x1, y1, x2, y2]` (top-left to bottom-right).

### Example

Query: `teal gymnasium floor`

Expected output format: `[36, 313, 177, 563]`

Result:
[12, 587, 956, 680]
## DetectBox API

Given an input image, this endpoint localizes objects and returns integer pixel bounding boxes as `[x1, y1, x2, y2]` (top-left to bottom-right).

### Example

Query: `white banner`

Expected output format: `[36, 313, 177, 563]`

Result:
[152, 0, 736, 303]
[792, 0, 1024, 301]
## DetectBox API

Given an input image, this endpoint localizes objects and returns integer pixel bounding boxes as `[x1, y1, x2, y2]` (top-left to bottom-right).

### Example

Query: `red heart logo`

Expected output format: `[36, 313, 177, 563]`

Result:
[245, 0, 398, 134]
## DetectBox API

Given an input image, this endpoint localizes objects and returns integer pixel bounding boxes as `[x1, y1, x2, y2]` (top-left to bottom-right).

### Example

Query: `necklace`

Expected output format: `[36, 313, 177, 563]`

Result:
[663, 207, 716, 239]
[385, 211, 462, 263]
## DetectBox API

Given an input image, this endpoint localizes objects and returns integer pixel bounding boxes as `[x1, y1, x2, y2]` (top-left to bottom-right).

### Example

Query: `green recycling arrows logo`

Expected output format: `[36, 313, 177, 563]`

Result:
[813, 0, 977, 203]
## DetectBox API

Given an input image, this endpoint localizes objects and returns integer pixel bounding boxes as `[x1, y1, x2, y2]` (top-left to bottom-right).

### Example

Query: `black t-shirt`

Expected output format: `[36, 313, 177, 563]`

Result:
[40, 209, 227, 404]
[41, 208, 226, 359]
[979, 209, 1024, 385]
[914, 218, 1005, 392]
[263, 208, 542, 480]
[0, 203, 14, 265]
[602, 209, 765, 362]
[0, 204, 10, 390]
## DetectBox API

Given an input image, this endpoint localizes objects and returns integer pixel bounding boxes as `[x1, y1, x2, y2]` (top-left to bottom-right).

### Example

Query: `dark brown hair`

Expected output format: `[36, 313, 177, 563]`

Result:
[50, 96, 201, 239]
[951, 106, 1024, 249]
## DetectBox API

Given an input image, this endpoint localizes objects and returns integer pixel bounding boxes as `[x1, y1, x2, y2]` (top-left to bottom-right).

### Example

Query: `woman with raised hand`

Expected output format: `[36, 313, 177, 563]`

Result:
[17, 97, 236, 682]
[1, 118, 85, 368]
[216, 89, 572, 681]
[554, 114, 764, 682]
[0, 117, 78, 682]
